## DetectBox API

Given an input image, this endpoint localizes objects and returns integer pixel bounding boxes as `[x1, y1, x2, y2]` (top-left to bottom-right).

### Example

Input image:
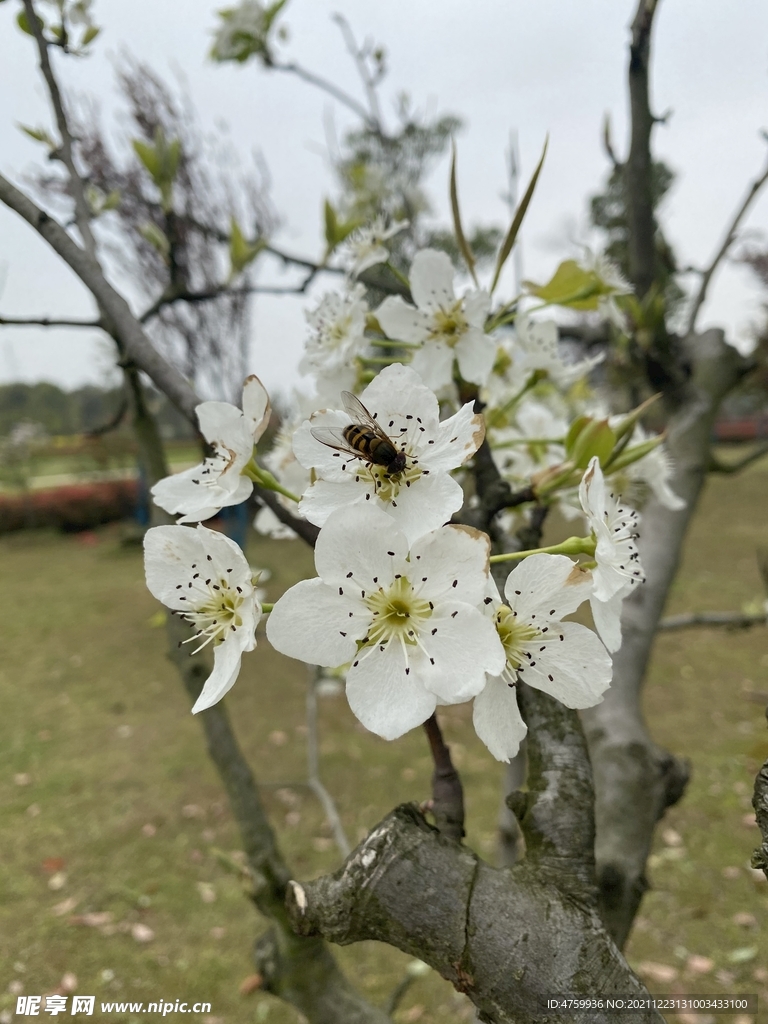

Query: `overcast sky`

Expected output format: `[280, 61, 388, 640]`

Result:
[1, 0, 767, 396]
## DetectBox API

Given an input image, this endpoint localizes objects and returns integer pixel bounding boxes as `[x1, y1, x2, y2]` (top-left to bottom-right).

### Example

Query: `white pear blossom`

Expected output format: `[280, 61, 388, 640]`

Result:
[144, 525, 261, 713]
[345, 216, 408, 277]
[580, 248, 633, 329]
[623, 426, 685, 511]
[266, 506, 506, 740]
[299, 284, 368, 378]
[151, 376, 270, 523]
[579, 456, 645, 652]
[490, 398, 567, 484]
[253, 406, 312, 539]
[293, 363, 485, 543]
[473, 554, 611, 761]
[509, 313, 604, 387]
[376, 249, 494, 390]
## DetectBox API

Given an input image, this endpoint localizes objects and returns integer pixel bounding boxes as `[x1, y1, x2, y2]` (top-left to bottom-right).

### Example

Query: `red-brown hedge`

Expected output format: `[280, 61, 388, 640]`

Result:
[0, 479, 138, 534]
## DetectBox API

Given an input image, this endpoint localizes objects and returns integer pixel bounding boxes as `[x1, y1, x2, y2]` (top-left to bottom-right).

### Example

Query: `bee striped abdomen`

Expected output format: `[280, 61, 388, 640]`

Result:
[342, 425, 398, 466]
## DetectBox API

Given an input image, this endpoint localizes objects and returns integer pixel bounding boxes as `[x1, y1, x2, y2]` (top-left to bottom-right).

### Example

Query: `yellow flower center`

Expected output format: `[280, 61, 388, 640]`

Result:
[430, 302, 468, 348]
[495, 604, 540, 670]
[363, 575, 432, 649]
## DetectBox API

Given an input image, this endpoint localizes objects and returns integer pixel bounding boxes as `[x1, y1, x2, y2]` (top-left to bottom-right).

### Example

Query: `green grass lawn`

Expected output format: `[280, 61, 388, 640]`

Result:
[1, 460, 767, 1023]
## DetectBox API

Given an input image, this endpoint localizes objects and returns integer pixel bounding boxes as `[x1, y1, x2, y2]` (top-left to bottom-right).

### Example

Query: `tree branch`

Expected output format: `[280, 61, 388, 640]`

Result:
[422, 713, 465, 842]
[332, 14, 384, 129]
[254, 486, 320, 547]
[658, 609, 767, 631]
[708, 441, 768, 474]
[306, 669, 351, 858]
[23, 0, 98, 261]
[269, 59, 374, 127]
[0, 172, 199, 423]
[625, 0, 661, 299]
[753, 756, 768, 879]
[514, 684, 597, 895]
[687, 152, 768, 334]
[0, 314, 101, 328]
[285, 804, 662, 1023]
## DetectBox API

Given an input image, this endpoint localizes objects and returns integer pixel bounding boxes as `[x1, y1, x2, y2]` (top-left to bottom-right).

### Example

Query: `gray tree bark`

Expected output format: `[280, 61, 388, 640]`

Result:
[582, 328, 749, 946]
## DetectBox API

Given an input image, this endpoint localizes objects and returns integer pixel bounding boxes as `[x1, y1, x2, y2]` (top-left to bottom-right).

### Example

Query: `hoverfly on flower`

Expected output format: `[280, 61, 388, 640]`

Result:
[311, 391, 408, 478]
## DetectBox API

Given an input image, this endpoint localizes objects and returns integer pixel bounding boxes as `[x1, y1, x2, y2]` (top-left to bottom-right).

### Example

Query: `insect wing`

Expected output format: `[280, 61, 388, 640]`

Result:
[341, 392, 392, 443]
[310, 424, 364, 459]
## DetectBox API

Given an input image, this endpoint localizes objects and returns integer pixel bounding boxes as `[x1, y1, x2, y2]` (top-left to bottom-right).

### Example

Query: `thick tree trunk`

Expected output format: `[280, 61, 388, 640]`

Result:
[582, 328, 748, 946]
[285, 688, 663, 1023]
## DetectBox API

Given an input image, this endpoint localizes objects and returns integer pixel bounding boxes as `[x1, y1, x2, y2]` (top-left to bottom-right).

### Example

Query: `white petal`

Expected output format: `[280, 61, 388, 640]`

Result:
[197, 401, 252, 456]
[312, 504, 408, 589]
[590, 590, 626, 653]
[191, 636, 243, 714]
[242, 375, 271, 441]
[360, 362, 440, 433]
[473, 675, 527, 762]
[411, 525, 491, 607]
[175, 475, 253, 524]
[426, 401, 485, 472]
[503, 554, 593, 621]
[346, 641, 437, 740]
[409, 342, 455, 392]
[376, 296, 432, 344]
[455, 329, 498, 387]
[382, 471, 464, 543]
[293, 410, 352, 478]
[298, 478, 366, 529]
[518, 621, 612, 708]
[144, 525, 205, 608]
[579, 456, 606, 523]
[409, 249, 456, 312]
[463, 288, 491, 329]
[193, 524, 253, 589]
[266, 577, 365, 667]
[420, 606, 506, 702]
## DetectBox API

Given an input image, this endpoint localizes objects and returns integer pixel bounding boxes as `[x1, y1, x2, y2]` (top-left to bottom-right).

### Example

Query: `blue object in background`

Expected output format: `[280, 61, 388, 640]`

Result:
[219, 500, 249, 550]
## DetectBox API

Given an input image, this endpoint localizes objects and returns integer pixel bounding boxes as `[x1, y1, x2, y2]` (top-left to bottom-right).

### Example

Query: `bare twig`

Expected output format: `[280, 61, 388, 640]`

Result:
[422, 712, 465, 842]
[602, 112, 623, 172]
[269, 59, 373, 126]
[138, 276, 316, 324]
[709, 442, 768, 474]
[0, 172, 199, 423]
[254, 486, 319, 547]
[687, 152, 768, 334]
[22, 0, 98, 261]
[658, 609, 767, 631]
[0, 314, 101, 328]
[332, 14, 384, 129]
[306, 668, 351, 858]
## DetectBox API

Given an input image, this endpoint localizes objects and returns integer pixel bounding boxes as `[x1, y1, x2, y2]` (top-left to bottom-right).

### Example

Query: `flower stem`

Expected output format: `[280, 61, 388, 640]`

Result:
[370, 338, 420, 350]
[489, 534, 595, 564]
[244, 461, 301, 503]
[261, 602, 273, 613]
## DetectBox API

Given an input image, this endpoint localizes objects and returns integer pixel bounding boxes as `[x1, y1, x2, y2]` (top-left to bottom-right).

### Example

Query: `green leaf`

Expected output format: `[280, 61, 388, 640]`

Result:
[565, 415, 591, 457]
[449, 143, 478, 286]
[490, 135, 548, 294]
[16, 9, 39, 34]
[229, 216, 264, 275]
[263, 0, 288, 32]
[132, 139, 159, 180]
[324, 199, 338, 249]
[138, 222, 170, 259]
[570, 419, 616, 469]
[101, 189, 121, 212]
[525, 259, 601, 310]
[607, 434, 663, 474]
[18, 124, 55, 147]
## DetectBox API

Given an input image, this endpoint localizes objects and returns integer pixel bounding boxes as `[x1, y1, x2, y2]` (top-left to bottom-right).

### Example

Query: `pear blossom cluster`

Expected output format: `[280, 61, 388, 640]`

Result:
[141, 232, 678, 763]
